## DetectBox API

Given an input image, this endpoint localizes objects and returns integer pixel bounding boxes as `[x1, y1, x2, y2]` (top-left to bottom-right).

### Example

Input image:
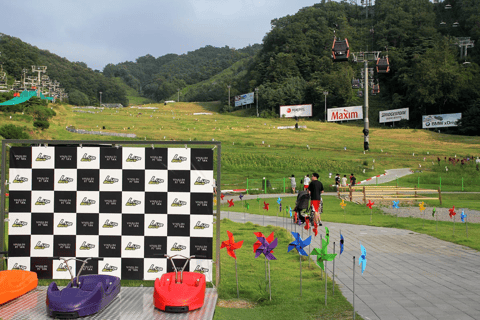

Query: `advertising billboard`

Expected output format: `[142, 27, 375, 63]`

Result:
[327, 106, 363, 122]
[279, 104, 312, 118]
[422, 113, 461, 128]
[379, 108, 409, 123]
[234, 92, 254, 107]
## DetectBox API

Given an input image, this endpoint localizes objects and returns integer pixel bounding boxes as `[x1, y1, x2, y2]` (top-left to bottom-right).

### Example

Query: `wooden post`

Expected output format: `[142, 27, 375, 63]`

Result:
[414, 186, 417, 199]
[349, 186, 353, 202]
[363, 186, 366, 204]
[438, 188, 442, 205]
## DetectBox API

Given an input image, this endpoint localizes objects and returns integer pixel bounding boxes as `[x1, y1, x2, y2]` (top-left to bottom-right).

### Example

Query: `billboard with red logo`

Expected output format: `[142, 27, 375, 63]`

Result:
[327, 106, 363, 122]
[279, 104, 312, 118]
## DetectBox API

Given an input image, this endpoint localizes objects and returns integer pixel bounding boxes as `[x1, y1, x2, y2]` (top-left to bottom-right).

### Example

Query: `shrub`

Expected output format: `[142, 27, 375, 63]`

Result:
[0, 124, 30, 139]
[33, 120, 50, 130]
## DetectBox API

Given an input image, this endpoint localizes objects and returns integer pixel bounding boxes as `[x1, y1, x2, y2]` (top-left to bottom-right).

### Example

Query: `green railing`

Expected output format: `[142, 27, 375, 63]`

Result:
[246, 178, 286, 194]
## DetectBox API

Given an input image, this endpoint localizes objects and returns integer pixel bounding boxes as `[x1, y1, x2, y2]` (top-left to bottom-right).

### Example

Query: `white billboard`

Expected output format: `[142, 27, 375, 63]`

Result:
[234, 92, 254, 107]
[328, 106, 363, 122]
[279, 104, 312, 118]
[379, 108, 409, 123]
[422, 113, 461, 128]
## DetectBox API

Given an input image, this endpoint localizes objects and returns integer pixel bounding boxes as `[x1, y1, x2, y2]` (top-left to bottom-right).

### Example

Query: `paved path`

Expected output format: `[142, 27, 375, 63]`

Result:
[221, 211, 480, 320]
[359, 168, 413, 185]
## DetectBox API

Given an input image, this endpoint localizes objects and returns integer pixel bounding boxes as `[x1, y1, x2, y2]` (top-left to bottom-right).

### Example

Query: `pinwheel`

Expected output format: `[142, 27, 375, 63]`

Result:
[340, 233, 344, 255]
[313, 221, 318, 237]
[253, 232, 275, 253]
[288, 232, 311, 256]
[277, 197, 282, 205]
[255, 235, 278, 301]
[432, 207, 436, 217]
[244, 201, 250, 210]
[366, 200, 374, 222]
[228, 199, 234, 207]
[419, 201, 426, 212]
[279, 203, 282, 212]
[220, 193, 225, 200]
[263, 201, 269, 211]
[221, 231, 244, 298]
[256, 196, 261, 204]
[340, 199, 347, 209]
[304, 218, 310, 230]
[433, 207, 438, 232]
[449, 206, 456, 218]
[325, 227, 330, 245]
[221, 231, 244, 259]
[213, 197, 217, 206]
[392, 201, 399, 209]
[239, 194, 244, 201]
[359, 243, 367, 275]
[310, 238, 337, 271]
[289, 207, 292, 217]
[288, 232, 312, 296]
[461, 210, 466, 223]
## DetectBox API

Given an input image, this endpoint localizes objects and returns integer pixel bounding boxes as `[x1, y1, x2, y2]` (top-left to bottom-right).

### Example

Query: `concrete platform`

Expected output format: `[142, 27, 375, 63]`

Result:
[0, 286, 217, 320]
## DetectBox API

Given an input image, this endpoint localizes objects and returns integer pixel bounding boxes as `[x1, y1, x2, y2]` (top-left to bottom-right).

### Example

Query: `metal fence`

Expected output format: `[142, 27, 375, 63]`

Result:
[246, 178, 287, 194]
[65, 126, 137, 138]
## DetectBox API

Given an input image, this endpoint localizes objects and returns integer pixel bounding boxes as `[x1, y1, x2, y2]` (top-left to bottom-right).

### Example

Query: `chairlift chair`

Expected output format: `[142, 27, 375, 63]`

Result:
[352, 79, 361, 89]
[332, 38, 350, 62]
[376, 57, 390, 73]
[372, 84, 380, 95]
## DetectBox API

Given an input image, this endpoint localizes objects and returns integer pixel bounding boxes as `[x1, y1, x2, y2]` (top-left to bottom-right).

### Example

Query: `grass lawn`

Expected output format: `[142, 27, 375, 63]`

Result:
[222, 195, 480, 251]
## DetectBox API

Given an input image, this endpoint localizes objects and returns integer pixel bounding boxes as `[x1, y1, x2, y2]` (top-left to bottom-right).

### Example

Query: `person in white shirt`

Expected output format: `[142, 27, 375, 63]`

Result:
[341, 175, 348, 187]
[303, 174, 310, 190]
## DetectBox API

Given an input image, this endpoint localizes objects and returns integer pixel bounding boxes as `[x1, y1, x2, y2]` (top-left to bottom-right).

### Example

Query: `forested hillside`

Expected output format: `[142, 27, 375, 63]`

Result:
[246, 0, 480, 132]
[103, 44, 262, 102]
[0, 33, 128, 106]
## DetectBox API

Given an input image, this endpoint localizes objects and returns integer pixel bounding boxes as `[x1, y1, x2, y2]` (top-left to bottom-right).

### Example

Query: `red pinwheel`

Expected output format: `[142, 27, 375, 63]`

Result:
[313, 221, 318, 236]
[304, 218, 310, 230]
[449, 206, 456, 219]
[228, 199, 234, 207]
[220, 230, 244, 259]
[366, 200, 375, 209]
[294, 211, 298, 224]
[220, 193, 225, 200]
[253, 232, 274, 253]
[263, 201, 269, 211]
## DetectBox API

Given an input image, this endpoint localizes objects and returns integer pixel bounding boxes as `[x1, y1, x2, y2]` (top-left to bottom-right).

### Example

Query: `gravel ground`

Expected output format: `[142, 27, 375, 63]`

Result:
[380, 206, 480, 223]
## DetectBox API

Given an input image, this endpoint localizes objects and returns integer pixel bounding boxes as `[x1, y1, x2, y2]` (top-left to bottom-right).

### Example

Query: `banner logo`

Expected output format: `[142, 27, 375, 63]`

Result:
[148, 220, 164, 229]
[58, 175, 74, 184]
[171, 198, 187, 207]
[80, 197, 96, 206]
[126, 197, 141, 206]
[34, 241, 50, 250]
[12, 175, 28, 183]
[171, 154, 187, 163]
[126, 153, 142, 162]
[125, 242, 141, 250]
[79, 241, 95, 250]
[12, 263, 28, 270]
[147, 264, 164, 273]
[36, 153, 51, 161]
[193, 221, 209, 230]
[57, 219, 73, 228]
[194, 177, 210, 185]
[56, 263, 72, 272]
[80, 153, 96, 162]
[102, 264, 118, 272]
[194, 265, 209, 274]
[148, 176, 164, 184]
[102, 219, 119, 228]
[171, 243, 187, 251]
[35, 197, 51, 205]
[103, 175, 119, 184]
[12, 219, 28, 227]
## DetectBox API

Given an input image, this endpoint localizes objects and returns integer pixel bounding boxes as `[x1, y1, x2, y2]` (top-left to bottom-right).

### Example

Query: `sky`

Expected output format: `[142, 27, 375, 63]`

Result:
[1, 0, 324, 71]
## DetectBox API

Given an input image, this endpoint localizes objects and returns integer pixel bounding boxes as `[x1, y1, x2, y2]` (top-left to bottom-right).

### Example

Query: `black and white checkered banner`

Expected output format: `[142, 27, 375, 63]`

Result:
[7, 146, 213, 281]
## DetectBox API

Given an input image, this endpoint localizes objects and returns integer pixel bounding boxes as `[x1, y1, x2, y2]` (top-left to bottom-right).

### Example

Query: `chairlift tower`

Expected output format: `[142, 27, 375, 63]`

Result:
[351, 51, 381, 151]
[31, 65, 47, 97]
[455, 37, 475, 59]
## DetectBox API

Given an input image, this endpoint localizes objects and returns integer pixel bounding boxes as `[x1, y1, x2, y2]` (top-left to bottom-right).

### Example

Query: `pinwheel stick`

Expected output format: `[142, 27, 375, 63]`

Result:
[333, 242, 336, 295]
[268, 260, 272, 301]
[343, 207, 346, 222]
[299, 255, 303, 297]
[320, 235, 323, 279]
[423, 210, 425, 228]
[235, 258, 240, 299]
[466, 215, 468, 238]
[453, 214, 456, 236]
[325, 260, 328, 306]
[370, 208, 372, 223]
[353, 256, 356, 320]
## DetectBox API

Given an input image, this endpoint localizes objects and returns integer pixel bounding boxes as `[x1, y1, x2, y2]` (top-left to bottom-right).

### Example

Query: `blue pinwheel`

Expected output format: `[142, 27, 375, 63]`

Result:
[277, 197, 282, 205]
[461, 210, 467, 223]
[239, 194, 244, 201]
[255, 237, 278, 260]
[288, 232, 311, 256]
[340, 233, 344, 255]
[289, 207, 292, 217]
[392, 201, 399, 209]
[359, 243, 367, 275]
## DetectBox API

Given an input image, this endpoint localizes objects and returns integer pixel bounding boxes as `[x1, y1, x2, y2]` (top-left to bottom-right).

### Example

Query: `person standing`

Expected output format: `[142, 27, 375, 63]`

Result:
[335, 173, 340, 190]
[349, 173, 354, 185]
[351, 173, 356, 186]
[303, 174, 310, 191]
[341, 175, 348, 187]
[308, 172, 324, 225]
[289, 174, 296, 194]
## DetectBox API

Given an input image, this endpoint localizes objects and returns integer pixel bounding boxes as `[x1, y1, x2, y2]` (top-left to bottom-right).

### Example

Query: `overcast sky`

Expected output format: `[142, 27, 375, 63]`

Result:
[1, 0, 324, 71]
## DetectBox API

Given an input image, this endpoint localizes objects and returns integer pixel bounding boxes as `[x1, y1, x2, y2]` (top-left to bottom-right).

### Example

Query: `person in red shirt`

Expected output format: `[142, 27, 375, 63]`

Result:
[308, 172, 324, 226]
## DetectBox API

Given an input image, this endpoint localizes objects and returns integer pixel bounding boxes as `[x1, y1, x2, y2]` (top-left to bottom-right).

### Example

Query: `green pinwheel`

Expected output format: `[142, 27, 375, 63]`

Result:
[310, 238, 337, 271]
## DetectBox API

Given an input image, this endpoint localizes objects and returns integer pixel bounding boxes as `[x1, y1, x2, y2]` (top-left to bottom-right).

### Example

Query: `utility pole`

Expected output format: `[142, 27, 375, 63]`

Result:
[255, 87, 259, 117]
[177, 88, 180, 102]
[227, 85, 231, 107]
[323, 91, 329, 122]
[99, 91, 102, 107]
